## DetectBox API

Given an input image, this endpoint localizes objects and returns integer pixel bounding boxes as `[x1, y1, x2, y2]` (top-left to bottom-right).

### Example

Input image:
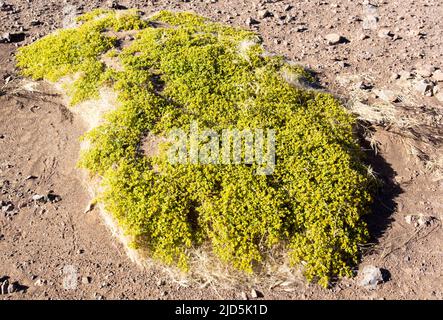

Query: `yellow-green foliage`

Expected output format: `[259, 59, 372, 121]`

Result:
[16, 9, 373, 286]
[16, 9, 148, 104]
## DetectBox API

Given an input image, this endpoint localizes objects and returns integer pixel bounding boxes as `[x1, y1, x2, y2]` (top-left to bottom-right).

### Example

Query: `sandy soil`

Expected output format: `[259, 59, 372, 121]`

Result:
[0, 0, 442, 300]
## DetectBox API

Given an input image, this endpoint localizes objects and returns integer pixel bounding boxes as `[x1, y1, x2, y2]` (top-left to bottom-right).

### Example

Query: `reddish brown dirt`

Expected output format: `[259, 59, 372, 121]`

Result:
[0, 0, 442, 300]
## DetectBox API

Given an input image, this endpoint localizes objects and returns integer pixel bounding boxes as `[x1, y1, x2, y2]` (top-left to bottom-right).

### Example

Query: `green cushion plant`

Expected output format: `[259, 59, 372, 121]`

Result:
[16, 9, 373, 287]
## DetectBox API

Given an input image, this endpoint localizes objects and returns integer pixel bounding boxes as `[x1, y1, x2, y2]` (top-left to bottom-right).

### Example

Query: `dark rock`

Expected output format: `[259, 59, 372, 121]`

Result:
[30, 19, 41, 26]
[107, 0, 127, 10]
[84, 202, 95, 214]
[1, 32, 26, 43]
[1, 201, 14, 213]
[32, 192, 61, 203]
[47, 192, 61, 203]
[296, 25, 307, 32]
[0, 1, 13, 12]
[357, 81, 373, 90]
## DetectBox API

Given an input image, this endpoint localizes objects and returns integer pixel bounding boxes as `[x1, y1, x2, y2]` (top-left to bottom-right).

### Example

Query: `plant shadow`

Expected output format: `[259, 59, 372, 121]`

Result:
[356, 121, 403, 248]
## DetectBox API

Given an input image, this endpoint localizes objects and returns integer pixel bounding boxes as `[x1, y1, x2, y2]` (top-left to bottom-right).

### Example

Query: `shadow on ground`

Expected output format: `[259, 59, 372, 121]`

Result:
[357, 121, 403, 249]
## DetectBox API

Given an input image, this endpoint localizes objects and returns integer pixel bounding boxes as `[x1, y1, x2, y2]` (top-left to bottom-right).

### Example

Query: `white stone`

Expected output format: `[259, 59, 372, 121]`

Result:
[325, 33, 342, 45]
[358, 265, 384, 289]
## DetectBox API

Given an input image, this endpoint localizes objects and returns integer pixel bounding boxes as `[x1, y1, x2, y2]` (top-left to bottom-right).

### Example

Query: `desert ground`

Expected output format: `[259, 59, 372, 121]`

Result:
[0, 0, 442, 299]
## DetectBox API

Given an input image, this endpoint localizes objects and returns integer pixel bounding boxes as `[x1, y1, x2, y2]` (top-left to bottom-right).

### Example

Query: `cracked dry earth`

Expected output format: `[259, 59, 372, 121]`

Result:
[1, 0, 442, 300]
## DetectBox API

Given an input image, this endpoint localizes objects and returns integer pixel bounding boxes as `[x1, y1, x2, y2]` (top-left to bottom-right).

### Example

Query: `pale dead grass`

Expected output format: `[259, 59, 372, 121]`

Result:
[340, 74, 443, 182]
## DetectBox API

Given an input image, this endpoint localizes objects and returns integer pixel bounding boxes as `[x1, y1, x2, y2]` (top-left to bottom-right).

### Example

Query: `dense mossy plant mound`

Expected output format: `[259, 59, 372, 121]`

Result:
[16, 9, 373, 286]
